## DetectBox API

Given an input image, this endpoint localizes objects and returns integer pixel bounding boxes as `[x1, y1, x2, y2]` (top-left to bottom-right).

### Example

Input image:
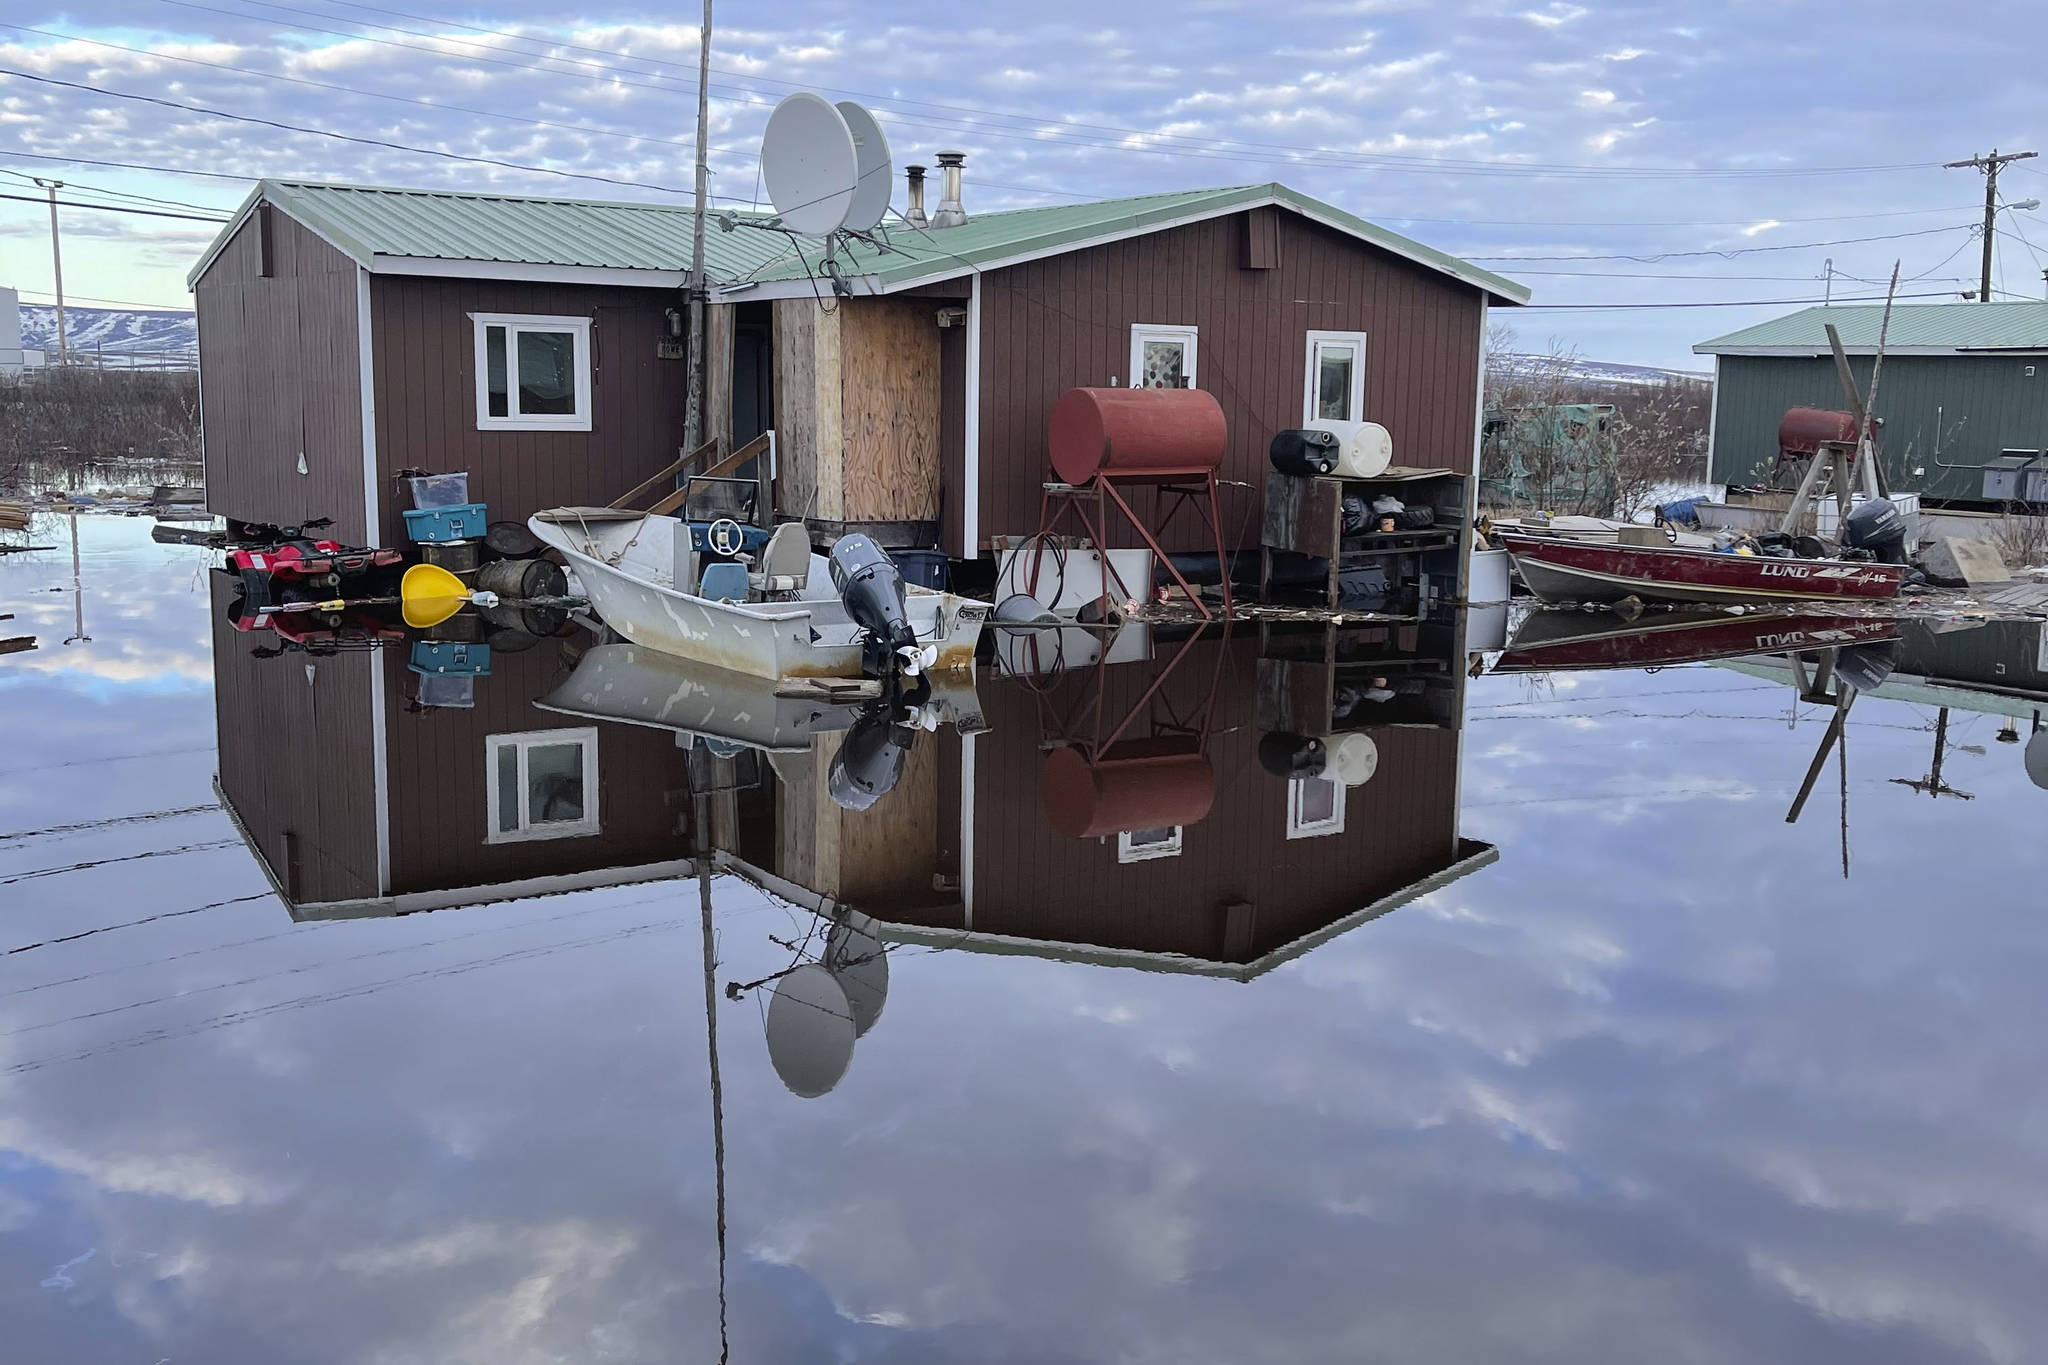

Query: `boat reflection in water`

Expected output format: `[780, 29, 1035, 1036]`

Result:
[209, 590, 1505, 1097]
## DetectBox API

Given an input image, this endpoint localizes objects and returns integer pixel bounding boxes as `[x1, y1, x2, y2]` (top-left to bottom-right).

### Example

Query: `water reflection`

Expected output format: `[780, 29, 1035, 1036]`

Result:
[14, 520, 2048, 1362]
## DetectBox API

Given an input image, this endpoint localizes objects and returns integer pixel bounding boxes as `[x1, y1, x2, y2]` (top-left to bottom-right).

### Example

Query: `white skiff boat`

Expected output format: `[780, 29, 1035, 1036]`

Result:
[528, 508, 987, 681]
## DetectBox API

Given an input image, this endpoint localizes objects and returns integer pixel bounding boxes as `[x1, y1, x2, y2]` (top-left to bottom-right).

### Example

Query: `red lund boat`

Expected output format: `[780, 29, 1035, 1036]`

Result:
[1491, 608, 1901, 674]
[1496, 532, 1905, 606]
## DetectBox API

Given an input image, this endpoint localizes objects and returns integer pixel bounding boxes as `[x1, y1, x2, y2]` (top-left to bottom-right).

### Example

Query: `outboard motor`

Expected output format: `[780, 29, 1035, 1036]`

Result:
[828, 704, 915, 811]
[828, 534, 933, 677]
[1842, 498, 1908, 565]
[1833, 639, 1901, 694]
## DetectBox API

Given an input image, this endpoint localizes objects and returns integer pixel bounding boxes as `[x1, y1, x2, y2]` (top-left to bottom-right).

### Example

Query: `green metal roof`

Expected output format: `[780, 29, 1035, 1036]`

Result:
[739, 182, 1529, 303]
[187, 179, 791, 287]
[191, 178, 1527, 304]
[1696, 301, 2048, 355]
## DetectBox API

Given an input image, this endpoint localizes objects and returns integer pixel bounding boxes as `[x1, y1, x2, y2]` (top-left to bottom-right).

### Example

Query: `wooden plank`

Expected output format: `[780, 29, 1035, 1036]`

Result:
[705, 301, 736, 453]
[0, 637, 37, 655]
[611, 439, 718, 508]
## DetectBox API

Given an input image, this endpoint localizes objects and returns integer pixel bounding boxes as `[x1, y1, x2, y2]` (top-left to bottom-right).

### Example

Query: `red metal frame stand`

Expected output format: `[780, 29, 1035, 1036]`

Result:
[1031, 467, 1233, 621]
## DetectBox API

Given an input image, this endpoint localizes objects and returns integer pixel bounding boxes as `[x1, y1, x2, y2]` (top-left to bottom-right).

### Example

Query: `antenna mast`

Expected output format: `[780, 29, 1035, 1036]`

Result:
[682, 0, 714, 458]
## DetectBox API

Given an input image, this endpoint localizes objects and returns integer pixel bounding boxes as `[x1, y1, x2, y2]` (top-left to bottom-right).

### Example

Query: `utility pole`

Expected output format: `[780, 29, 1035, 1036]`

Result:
[681, 0, 714, 462]
[1945, 148, 2037, 302]
[33, 178, 67, 364]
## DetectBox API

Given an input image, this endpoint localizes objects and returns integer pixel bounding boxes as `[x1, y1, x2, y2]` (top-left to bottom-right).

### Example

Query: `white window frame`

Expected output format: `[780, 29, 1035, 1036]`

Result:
[472, 313, 593, 432]
[1303, 330, 1368, 424]
[1286, 775, 1346, 840]
[1128, 324, 1199, 390]
[485, 726, 601, 844]
[1117, 826, 1184, 862]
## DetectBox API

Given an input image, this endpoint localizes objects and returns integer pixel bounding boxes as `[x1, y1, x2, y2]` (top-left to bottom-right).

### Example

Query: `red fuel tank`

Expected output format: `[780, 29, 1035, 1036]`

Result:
[1040, 743, 1216, 839]
[1047, 386, 1228, 485]
[1778, 406, 1870, 456]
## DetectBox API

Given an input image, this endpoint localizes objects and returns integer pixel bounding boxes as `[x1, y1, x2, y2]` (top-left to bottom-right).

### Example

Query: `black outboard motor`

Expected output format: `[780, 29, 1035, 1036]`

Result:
[1833, 639, 1901, 694]
[829, 534, 928, 677]
[1842, 498, 1908, 565]
[828, 703, 915, 811]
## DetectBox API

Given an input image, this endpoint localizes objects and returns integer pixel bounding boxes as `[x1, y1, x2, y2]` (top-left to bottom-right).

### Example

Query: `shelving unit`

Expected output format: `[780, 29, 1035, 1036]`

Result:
[1258, 468, 1470, 611]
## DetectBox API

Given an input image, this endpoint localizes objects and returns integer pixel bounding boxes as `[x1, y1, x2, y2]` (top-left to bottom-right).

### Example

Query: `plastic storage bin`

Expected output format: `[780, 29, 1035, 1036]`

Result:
[402, 503, 488, 543]
[888, 548, 950, 590]
[409, 640, 491, 676]
[407, 473, 471, 508]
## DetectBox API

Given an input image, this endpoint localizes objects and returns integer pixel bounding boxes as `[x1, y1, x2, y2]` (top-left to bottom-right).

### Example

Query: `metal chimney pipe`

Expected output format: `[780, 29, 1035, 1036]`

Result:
[903, 164, 928, 228]
[931, 151, 967, 228]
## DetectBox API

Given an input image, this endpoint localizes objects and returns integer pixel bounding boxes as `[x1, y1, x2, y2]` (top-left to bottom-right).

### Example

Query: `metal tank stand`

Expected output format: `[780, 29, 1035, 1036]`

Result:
[1032, 467, 1233, 621]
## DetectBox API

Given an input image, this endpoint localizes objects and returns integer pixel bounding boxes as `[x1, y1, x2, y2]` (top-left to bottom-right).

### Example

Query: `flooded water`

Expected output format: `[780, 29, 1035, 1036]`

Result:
[6, 516, 2048, 1363]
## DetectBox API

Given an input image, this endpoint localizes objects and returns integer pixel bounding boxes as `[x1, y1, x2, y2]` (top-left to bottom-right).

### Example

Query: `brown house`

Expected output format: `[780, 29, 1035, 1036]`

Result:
[187, 178, 1526, 557]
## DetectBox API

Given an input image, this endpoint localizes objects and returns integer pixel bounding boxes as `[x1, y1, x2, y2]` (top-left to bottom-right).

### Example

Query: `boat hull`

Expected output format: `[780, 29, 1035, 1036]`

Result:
[529, 510, 987, 680]
[1498, 533, 1905, 605]
[1493, 609, 1901, 673]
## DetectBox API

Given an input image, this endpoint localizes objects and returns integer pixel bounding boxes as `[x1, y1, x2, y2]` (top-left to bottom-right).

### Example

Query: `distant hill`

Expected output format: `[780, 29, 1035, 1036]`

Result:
[1503, 353, 1712, 388]
[18, 304, 197, 357]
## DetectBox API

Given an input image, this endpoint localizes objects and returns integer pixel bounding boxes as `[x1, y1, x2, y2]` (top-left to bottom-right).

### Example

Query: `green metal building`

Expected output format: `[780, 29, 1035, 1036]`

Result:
[1695, 302, 2048, 502]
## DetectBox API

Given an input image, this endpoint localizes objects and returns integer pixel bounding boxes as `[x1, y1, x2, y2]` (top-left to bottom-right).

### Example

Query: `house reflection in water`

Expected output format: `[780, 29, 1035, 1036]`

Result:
[209, 575, 705, 920]
[768, 617, 1498, 980]
[210, 584, 1496, 1022]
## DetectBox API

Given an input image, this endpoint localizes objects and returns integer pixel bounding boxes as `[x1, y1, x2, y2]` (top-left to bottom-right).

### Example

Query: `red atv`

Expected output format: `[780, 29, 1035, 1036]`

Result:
[224, 517, 404, 603]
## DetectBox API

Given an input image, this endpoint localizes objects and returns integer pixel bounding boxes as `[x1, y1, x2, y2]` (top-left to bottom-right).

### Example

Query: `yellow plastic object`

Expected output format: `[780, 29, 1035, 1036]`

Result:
[1733, 545, 1755, 556]
[400, 561, 470, 629]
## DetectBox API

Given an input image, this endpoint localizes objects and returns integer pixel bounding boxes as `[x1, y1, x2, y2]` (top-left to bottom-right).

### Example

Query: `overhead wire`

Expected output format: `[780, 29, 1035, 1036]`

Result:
[1470, 223, 1972, 263]
[119, 0, 1950, 180]
[0, 189, 228, 222]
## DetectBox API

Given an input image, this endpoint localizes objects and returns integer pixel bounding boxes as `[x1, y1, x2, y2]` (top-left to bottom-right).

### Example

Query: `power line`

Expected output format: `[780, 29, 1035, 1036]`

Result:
[15, 289, 195, 311]
[0, 149, 258, 183]
[0, 189, 228, 222]
[1520, 289, 1959, 311]
[5, 893, 273, 957]
[241, 0, 1954, 179]
[1471, 223, 1971, 262]
[0, 66, 700, 196]
[135, 0, 1950, 181]
[0, 160, 226, 214]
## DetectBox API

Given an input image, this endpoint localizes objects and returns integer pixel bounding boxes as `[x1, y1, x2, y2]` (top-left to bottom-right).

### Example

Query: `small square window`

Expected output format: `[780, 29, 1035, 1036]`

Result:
[1304, 330, 1367, 424]
[1118, 826, 1184, 862]
[1129, 324, 1198, 390]
[1286, 775, 1345, 839]
[485, 727, 600, 843]
[472, 313, 592, 431]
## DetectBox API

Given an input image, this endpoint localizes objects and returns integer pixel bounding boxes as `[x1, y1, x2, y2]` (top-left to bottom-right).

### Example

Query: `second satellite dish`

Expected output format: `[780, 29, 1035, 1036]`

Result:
[765, 963, 856, 1098]
[834, 101, 893, 232]
[760, 93, 858, 235]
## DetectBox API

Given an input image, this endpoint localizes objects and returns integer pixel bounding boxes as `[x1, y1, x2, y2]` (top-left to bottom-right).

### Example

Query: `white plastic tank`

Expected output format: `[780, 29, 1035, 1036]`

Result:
[1306, 419, 1393, 479]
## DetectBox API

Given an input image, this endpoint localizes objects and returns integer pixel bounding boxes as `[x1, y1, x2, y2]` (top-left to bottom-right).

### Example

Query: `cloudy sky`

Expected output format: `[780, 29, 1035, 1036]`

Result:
[1, 0, 2045, 367]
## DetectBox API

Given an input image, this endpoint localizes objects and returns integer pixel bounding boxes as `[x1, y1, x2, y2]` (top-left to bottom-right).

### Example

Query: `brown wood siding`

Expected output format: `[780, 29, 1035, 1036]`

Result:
[974, 208, 1485, 551]
[194, 210, 368, 541]
[379, 643, 694, 895]
[368, 277, 688, 544]
[208, 575, 380, 905]
[923, 632, 1461, 960]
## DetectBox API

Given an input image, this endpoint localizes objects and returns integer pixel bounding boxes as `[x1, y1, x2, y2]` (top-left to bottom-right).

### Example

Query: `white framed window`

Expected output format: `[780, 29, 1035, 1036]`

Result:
[472, 313, 593, 431]
[1286, 775, 1345, 839]
[1304, 330, 1367, 423]
[1129, 324, 1198, 390]
[1118, 826, 1183, 862]
[486, 727, 600, 843]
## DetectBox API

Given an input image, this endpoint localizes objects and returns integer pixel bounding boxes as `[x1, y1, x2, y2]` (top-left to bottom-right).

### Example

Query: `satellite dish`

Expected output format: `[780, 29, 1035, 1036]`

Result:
[825, 911, 890, 1038]
[764, 964, 855, 1098]
[2025, 728, 2048, 790]
[760, 93, 858, 236]
[834, 101, 893, 233]
[1328, 732, 1379, 787]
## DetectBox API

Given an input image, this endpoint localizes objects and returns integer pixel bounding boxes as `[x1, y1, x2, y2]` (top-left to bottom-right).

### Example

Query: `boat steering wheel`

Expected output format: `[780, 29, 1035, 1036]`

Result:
[706, 517, 746, 557]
